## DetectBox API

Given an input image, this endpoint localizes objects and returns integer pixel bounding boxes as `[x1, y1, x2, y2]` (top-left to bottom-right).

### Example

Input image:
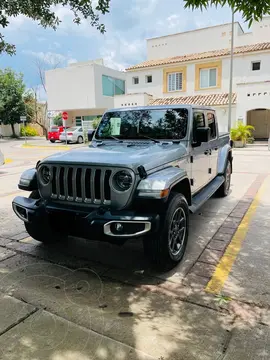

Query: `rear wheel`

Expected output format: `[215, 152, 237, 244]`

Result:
[50, 139, 55, 143]
[77, 136, 83, 144]
[143, 192, 189, 270]
[216, 160, 231, 197]
[24, 191, 67, 244]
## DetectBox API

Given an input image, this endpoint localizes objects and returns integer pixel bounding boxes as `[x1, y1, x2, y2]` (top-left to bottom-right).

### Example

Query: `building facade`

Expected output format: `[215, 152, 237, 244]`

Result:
[125, 17, 270, 137]
[45, 59, 126, 127]
[46, 17, 270, 138]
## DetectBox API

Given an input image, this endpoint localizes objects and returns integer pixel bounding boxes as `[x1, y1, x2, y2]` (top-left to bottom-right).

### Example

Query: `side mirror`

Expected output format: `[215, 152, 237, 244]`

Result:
[193, 127, 210, 147]
[88, 130, 95, 142]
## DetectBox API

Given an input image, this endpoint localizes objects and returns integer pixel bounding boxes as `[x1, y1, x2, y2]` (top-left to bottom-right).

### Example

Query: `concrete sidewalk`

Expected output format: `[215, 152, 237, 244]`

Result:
[0, 146, 270, 359]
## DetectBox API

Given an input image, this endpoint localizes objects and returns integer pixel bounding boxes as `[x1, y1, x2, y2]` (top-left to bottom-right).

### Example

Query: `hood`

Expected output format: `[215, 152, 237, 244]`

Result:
[41, 143, 188, 173]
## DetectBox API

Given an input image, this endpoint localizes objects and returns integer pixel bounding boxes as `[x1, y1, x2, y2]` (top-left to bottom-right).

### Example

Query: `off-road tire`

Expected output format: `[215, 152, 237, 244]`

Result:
[216, 160, 232, 197]
[143, 192, 189, 270]
[24, 191, 67, 244]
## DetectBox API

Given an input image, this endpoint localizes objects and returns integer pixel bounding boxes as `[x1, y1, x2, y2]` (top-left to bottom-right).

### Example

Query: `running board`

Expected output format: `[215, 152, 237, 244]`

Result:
[189, 175, 225, 214]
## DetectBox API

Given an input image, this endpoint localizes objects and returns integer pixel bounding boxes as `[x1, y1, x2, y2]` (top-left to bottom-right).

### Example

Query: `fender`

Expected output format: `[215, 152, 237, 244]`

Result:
[137, 166, 188, 199]
[218, 144, 233, 175]
[18, 168, 38, 191]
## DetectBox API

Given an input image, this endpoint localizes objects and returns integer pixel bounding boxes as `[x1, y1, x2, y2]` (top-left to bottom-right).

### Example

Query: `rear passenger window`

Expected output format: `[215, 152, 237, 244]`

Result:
[207, 112, 216, 139]
[193, 112, 205, 142]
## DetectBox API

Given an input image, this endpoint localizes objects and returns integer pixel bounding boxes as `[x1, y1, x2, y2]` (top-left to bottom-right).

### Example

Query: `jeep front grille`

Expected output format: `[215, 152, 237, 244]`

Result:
[50, 166, 112, 204]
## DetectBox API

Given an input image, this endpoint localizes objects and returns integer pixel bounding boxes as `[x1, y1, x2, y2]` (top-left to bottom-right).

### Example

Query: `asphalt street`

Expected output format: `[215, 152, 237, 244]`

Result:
[0, 138, 270, 360]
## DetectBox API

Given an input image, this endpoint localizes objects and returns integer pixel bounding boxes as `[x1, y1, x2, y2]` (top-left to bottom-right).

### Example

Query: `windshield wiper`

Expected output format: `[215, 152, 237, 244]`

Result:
[138, 135, 161, 143]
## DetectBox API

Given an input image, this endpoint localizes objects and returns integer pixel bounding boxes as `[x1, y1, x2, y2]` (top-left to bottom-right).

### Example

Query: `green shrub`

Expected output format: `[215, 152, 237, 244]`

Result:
[20, 125, 39, 137]
[230, 122, 255, 141]
[92, 117, 101, 129]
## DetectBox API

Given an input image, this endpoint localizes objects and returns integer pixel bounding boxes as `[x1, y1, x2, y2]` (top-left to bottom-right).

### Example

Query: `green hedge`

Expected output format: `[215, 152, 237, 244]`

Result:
[20, 125, 39, 137]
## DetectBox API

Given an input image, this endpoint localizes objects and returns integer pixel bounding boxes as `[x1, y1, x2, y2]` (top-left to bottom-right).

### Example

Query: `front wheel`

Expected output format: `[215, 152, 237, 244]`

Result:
[50, 139, 55, 143]
[216, 160, 231, 197]
[143, 192, 189, 270]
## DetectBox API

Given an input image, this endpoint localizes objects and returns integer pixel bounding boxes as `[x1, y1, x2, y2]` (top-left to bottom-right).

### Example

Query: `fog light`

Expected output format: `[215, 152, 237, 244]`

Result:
[115, 223, 123, 232]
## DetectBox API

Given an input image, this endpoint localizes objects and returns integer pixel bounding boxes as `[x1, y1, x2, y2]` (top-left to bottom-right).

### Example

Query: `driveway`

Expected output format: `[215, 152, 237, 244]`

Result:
[0, 140, 269, 360]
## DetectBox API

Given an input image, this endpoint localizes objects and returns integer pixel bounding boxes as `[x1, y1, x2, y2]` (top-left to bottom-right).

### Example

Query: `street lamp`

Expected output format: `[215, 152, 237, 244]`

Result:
[228, 8, 235, 132]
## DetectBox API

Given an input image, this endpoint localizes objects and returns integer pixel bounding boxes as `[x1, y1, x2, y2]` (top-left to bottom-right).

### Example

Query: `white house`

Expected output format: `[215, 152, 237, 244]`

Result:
[45, 59, 126, 127]
[124, 17, 270, 137]
[46, 17, 270, 138]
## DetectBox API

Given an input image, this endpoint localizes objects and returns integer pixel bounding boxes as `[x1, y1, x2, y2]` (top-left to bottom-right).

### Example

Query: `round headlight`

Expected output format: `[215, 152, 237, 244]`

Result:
[113, 170, 133, 191]
[40, 166, 51, 185]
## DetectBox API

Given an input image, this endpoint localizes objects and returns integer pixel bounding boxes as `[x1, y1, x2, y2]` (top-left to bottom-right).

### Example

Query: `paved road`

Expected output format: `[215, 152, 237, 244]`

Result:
[0, 139, 269, 359]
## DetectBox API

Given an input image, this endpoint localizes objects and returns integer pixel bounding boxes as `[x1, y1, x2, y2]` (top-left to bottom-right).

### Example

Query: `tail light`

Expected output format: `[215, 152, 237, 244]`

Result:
[67, 132, 73, 135]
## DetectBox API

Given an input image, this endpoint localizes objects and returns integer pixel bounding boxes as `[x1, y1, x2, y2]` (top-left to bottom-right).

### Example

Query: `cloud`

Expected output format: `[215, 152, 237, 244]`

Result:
[0, 0, 250, 88]
[22, 50, 79, 68]
[67, 58, 78, 65]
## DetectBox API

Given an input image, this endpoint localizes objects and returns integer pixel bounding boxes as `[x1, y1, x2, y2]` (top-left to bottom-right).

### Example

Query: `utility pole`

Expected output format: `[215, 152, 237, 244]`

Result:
[228, 9, 235, 132]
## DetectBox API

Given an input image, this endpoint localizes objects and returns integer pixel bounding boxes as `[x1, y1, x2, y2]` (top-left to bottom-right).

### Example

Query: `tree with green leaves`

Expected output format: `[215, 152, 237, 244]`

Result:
[53, 113, 63, 126]
[0, 0, 110, 55]
[184, 0, 270, 26]
[0, 68, 26, 136]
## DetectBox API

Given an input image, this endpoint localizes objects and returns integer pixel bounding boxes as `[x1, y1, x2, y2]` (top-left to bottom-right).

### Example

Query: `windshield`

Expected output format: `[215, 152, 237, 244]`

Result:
[50, 127, 58, 132]
[95, 108, 188, 140]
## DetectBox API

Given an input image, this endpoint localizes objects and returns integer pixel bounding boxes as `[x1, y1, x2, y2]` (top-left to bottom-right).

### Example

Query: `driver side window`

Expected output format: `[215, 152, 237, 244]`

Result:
[193, 112, 205, 143]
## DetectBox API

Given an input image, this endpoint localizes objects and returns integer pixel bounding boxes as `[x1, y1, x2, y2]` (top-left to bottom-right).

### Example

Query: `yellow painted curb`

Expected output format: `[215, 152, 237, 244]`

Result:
[4, 158, 13, 164]
[205, 178, 267, 295]
[22, 144, 70, 150]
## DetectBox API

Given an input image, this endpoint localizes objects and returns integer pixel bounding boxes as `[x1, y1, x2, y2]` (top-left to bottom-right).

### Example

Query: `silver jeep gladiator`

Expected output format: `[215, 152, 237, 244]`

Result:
[12, 105, 232, 270]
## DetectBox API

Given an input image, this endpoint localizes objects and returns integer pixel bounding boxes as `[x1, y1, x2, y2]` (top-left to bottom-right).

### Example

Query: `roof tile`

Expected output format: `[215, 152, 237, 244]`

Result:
[126, 42, 270, 70]
[149, 93, 237, 106]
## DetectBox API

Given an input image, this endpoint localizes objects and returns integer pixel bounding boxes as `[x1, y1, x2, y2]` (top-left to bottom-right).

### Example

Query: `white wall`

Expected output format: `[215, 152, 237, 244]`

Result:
[126, 68, 163, 97]
[236, 83, 270, 123]
[46, 62, 126, 112]
[146, 17, 270, 61]
[126, 51, 270, 98]
[0, 124, 20, 137]
[215, 107, 236, 132]
[114, 93, 153, 108]
[46, 63, 96, 111]
[147, 23, 238, 60]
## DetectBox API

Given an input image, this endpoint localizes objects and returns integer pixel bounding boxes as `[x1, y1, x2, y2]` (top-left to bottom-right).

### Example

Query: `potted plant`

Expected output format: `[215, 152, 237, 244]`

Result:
[230, 122, 255, 148]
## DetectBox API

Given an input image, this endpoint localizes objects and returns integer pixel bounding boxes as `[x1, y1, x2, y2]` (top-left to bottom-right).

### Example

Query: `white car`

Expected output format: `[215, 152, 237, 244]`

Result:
[59, 127, 84, 144]
[0, 149, 4, 165]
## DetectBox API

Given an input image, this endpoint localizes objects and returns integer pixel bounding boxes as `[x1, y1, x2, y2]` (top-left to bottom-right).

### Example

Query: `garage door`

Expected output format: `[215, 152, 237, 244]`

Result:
[247, 109, 270, 139]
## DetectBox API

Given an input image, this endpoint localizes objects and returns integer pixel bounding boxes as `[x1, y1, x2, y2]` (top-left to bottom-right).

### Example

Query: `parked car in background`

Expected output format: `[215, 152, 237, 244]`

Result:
[48, 126, 68, 143]
[0, 149, 4, 165]
[59, 126, 84, 144]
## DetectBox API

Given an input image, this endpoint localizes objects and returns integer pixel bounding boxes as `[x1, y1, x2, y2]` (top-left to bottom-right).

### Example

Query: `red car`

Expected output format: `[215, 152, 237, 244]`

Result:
[48, 126, 68, 143]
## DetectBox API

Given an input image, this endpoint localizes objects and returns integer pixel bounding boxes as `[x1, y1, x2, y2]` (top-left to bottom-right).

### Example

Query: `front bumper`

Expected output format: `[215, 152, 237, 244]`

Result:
[12, 196, 159, 240]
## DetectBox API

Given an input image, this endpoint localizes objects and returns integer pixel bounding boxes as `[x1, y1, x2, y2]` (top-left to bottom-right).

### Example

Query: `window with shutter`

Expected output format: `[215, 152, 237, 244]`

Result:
[167, 72, 183, 91]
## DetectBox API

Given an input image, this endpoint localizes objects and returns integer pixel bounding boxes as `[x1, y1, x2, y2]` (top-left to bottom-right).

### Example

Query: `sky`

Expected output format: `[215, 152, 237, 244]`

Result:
[0, 0, 248, 100]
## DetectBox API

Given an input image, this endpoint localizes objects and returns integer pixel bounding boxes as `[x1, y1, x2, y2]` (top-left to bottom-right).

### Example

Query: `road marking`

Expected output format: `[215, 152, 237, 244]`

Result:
[0, 190, 23, 198]
[205, 177, 267, 294]
[4, 158, 13, 164]
[22, 144, 71, 150]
